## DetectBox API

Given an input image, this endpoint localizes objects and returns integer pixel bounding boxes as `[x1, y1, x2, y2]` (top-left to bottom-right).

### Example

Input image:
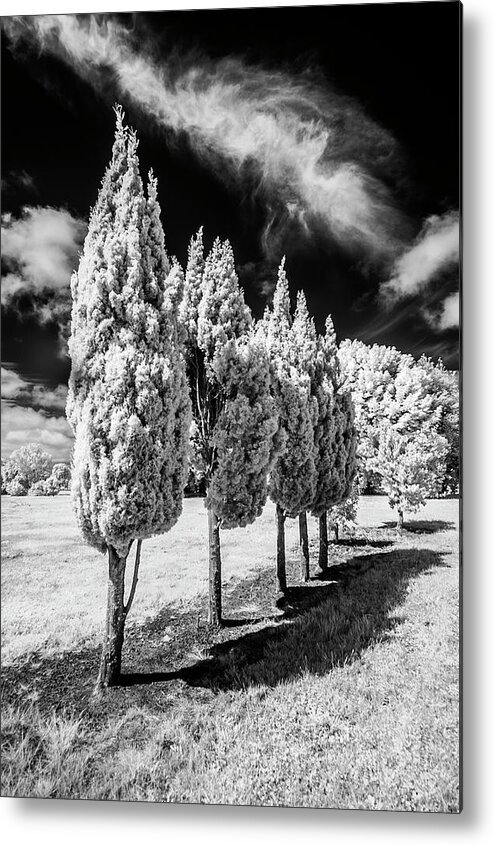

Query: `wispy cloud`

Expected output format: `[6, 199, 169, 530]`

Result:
[2, 169, 37, 195]
[4, 13, 409, 263]
[381, 210, 459, 301]
[1, 205, 86, 355]
[423, 290, 460, 332]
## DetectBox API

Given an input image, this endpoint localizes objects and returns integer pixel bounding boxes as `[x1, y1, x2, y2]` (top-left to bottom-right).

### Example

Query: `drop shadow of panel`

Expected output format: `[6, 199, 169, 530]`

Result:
[122, 547, 448, 693]
[382, 520, 455, 534]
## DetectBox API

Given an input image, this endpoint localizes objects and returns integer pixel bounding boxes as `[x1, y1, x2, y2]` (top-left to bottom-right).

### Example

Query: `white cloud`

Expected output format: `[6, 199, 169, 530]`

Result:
[1, 205, 86, 304]
[438, 291, 460, 330]
[0, 367, 27, 400]
[1, 400, 73, 462]
[1, 366, 68, 411]
[4, 14, 407, 262]
[382, 211, 459, 301]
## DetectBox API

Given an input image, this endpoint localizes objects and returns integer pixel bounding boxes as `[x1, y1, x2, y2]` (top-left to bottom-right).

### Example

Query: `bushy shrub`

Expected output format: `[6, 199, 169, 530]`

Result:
[50, 463, 71, 491]
[29, 478, 60, 496]
[5, 478, 28, 496]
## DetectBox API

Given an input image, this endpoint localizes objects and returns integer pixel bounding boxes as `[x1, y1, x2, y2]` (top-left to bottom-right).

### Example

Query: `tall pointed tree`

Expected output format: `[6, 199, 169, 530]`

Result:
[290, 290, 319, 581]
[182, 234, 279, 626]
[319, 317, 357, 561]
[264, 259, 317, 593]
[67, 109, 190, 691]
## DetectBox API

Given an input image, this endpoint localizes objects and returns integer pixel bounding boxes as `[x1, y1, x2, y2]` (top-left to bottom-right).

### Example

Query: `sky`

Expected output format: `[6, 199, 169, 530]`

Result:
[1, 2, 461, 463]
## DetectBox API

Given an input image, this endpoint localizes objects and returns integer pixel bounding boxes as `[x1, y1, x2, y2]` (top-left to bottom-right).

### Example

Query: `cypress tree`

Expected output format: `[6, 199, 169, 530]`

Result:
[264, 259, 317, 593]
[291, 291, 319, 581]
[319, 317, 357, 564]
[183, 234, 278, 626]
[67, 109, 190, 690]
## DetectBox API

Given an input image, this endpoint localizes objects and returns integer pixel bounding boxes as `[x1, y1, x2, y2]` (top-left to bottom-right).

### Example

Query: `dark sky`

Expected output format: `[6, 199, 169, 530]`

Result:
[1, 3, 461, 461]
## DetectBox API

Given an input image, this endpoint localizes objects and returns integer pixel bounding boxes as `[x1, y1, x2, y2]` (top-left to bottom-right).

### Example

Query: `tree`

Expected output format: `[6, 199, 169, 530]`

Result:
[338, 339, 457, 501]
[5, 478, 27, 497]
[416, 356, 460, 495]
[2, 461, 21, 494]
[29, 477, 60, 496]
[290, 291, 321, 580]
[66, 108, 190, 690]
[327, 474, 361, 542]
[182, 234, 279, 625]
[307, 317, 357, 570]
[338, 339, 405, 488]
[264, 260, 317, 592]
[4, 443, 52, 492]
[370, 423, 448, 530]
[50, 463, 71, 491]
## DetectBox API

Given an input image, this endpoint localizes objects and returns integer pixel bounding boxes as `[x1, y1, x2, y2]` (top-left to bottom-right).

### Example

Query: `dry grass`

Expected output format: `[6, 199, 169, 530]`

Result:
[1, 495, 460, 810]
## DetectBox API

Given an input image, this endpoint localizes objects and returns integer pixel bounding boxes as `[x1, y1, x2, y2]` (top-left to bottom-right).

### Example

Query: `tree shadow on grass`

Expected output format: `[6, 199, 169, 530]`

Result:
[121, 546, 448, 692]
[1, 547, 449, 715]
[329, 538, 393, 549]
[382, 519, 455, 534]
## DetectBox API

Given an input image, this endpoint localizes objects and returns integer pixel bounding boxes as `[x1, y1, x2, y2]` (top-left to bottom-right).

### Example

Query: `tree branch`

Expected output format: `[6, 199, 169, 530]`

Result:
[123, 539, 142, 618]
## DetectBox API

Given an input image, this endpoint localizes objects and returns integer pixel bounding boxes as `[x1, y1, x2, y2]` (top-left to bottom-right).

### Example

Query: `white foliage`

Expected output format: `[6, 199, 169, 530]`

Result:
[311, 316, 357, 518]
[3, 442, 52, 492]
[338, 338, 458, 496]
[208, 335, 279, 528]
[183, 232, 279, 528]
[328, 476, 360, 532]
[66, 108, 190, 555]
[179, 227, 205, 345]
[264, 261, 317, 518]
[197, 237, 252, 371]
[370, 423, 449, 517]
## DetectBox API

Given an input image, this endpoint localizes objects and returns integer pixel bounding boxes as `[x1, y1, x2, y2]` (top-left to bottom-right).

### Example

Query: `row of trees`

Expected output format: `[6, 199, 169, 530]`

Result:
[4, 110, 460, 700]
[1, 443, 71, 496]
[67, 109, 359, 691]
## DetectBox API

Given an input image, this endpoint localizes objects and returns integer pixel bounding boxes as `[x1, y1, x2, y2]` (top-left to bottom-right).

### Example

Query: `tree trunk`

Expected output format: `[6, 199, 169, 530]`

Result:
[299, 512, 310, 582]
[276, 504, 287, 594]
[333, 523, 339, 543]
[94, 546, 128, 692]
[318, 512, 328, 572]
[208, 508, 222, 626]
[397, 508, 404, 533]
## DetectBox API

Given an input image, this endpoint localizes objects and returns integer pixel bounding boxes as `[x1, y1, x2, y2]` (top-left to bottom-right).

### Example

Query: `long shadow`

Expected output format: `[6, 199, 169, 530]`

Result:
[2, 547, 449, 713]
[330, 538, 393, 549]
[120, 546, 448, 692]
[382, 519, 454, 534]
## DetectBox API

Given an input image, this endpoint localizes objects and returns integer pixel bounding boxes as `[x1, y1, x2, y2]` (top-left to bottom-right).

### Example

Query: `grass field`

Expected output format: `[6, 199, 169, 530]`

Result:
[1, 494, 460, 810]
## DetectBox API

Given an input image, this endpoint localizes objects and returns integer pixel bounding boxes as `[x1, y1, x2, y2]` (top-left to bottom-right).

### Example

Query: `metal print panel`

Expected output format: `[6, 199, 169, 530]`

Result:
[1, 1, 461, 811]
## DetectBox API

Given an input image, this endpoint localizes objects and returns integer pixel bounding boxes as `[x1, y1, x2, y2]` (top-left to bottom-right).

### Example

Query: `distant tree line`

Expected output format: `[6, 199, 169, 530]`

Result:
[1, 443, 71, 496]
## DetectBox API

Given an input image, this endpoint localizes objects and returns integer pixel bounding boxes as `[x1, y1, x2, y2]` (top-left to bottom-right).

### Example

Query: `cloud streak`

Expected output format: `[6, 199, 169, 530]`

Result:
[4, 13, 408, 263]
[1, 169, 37, 196]
[381, 210, 459, 301]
